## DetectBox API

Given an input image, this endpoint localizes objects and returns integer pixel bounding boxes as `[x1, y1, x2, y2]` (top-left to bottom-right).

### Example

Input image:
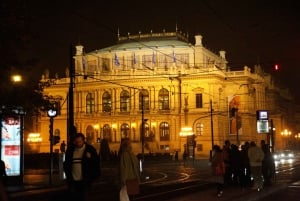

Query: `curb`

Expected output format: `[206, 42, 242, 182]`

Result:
[229, 183, 288, 201]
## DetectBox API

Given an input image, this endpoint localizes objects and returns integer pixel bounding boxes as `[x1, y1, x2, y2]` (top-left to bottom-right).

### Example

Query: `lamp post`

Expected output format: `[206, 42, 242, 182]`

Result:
[47, 108, 57, 185]
[68, 45, 75, 146]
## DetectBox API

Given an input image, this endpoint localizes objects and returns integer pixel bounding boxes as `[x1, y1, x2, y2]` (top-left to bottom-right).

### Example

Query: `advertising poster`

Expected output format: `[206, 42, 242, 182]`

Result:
[256, 110, 269, 134]
[228, 95, 242, 135]
[1, 116, 21, 176]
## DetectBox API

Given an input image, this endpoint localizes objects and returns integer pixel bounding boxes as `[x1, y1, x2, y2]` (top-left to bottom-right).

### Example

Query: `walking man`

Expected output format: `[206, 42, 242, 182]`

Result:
[63, 133, 101, 201]
[248, 141, 264, 191]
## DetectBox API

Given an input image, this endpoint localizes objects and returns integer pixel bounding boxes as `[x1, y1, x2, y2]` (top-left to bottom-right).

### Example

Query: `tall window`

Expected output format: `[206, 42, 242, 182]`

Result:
[121, 123, 130, 139]
[196, 123, 204, 136]
[196, 93, 203, 108]
[159, 122, 170, 141]
[139, 89, 149, 111]
[144, 123, 154, 142]
[120, 90, 130, 112]
[86, 93, 95, 113]
[102, 91, 112, 112]
[158, 88, 169, 110]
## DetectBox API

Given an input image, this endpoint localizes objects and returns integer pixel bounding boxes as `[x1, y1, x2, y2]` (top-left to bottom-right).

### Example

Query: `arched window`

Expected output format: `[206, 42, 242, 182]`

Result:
[144, 123, 154, 142]
[120, 90, 130, 112]
[86, 93, 95, 113]
[159, 122, 170, 141]
[102, 91, 112, 112]
[196, 123, 204, 136]
[158, 88, 169, 110]
[86, 125, 94, 145]
[139, 89, 149, 111]
[121, 123, 130, 139]
[103, 124, 112, 142]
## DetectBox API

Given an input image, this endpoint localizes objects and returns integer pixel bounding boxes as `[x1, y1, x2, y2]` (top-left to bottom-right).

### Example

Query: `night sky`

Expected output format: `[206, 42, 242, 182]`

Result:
[1, 0, 300, 101]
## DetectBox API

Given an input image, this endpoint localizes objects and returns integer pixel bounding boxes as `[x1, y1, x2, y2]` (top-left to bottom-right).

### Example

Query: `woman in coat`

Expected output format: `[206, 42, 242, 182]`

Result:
[119, 138, 140, 201]
[211, 145, 225, 197]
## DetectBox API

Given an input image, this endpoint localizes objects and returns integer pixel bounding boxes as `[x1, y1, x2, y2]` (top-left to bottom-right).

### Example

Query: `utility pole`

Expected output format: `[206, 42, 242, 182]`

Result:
[210, 99, 214, 161]
[141, 94, 145, 162]
[235, 108, 239, 145]
[270, 119, 274, 152]
[210, 99, 214, 149]
[68, 45, 75, 145]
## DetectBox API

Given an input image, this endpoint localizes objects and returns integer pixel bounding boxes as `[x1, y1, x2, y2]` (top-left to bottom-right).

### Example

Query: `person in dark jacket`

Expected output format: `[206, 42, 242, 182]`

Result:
[63, 133, 101, 201]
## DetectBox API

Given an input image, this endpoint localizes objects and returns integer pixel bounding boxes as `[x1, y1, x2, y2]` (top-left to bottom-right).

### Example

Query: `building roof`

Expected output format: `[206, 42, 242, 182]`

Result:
[95, 32, 192, 53]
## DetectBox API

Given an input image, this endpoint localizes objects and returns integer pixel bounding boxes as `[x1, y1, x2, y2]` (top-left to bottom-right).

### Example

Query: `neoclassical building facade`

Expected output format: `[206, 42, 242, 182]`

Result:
[34, 31, 296, 158]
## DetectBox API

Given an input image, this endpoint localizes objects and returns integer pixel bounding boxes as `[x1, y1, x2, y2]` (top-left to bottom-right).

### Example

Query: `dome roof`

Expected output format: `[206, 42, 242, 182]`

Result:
[97, 32, 191, 52]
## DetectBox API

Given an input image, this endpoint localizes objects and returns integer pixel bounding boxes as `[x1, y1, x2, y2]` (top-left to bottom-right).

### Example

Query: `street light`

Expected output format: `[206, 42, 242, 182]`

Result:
[179, 127, 194, 160]
[11, 74, 22, 83]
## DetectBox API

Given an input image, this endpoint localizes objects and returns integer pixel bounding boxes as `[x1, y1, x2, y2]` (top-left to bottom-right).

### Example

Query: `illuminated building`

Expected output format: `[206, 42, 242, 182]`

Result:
[36, 30, 295, 157]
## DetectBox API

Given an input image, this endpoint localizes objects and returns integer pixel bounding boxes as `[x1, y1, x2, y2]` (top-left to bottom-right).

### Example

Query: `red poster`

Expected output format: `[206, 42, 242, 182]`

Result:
[5, 145, 20, 156]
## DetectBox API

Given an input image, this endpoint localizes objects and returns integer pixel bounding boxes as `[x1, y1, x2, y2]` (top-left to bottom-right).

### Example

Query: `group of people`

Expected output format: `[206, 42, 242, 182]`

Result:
[210, 139, 275, 197]
[63, 131, 140, 201]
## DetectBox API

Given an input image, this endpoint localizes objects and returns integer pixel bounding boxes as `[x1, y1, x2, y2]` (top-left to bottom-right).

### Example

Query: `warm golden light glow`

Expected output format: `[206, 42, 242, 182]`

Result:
[27, 133, 42, 143]
[112, 123, 117, 129]
[131, 122, 136, 128]
[93, 124, 100, 130]
[11, 74, 22, 83]
[179, 127, 194, 137]
[151, 122, 156, 128]
[281, 129, 292, 137]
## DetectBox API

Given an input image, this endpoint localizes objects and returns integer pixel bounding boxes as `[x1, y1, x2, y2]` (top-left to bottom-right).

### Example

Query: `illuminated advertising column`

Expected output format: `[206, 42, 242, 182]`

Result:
[0, 106, 25, 184]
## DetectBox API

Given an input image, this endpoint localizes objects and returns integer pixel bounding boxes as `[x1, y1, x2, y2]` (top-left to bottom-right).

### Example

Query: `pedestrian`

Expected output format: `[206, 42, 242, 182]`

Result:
[248, 141, 264, 191]
[0, 159, 7, 182]
[0, 159, 8, 201]
[60, 140, 66, 153]
[175, 150, 179, 161]
[222, 140, 232, 185]
[63, 133, 101, 201]
[229, 144, 242, 186]
[119, 138, 140, 201]
[261, 140, 275, 187]
[240, 143, 251, 188]
[211, 145, 225, 197]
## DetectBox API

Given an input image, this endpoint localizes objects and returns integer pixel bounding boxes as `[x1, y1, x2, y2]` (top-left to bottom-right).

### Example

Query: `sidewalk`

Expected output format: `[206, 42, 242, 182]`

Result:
[165, 183, 287, 201]
[4, 162, 289, 201]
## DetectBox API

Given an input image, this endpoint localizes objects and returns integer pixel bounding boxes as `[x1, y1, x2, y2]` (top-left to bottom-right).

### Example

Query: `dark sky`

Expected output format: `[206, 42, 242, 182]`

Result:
[2, 0, 300, 101]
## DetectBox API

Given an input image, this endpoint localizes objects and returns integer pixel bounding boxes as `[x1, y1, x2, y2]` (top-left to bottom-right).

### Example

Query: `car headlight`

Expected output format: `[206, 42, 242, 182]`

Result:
[288, 153, 294, 158]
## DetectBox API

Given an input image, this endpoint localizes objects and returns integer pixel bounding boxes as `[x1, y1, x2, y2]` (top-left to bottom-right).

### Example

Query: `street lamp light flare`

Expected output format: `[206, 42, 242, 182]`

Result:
[179, 127, 194, 136]
[11, 74, 22, 83]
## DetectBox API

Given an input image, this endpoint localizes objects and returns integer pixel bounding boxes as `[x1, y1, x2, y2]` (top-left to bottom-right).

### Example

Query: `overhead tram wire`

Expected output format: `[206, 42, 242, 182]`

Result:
[70, 9, 267, 93]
